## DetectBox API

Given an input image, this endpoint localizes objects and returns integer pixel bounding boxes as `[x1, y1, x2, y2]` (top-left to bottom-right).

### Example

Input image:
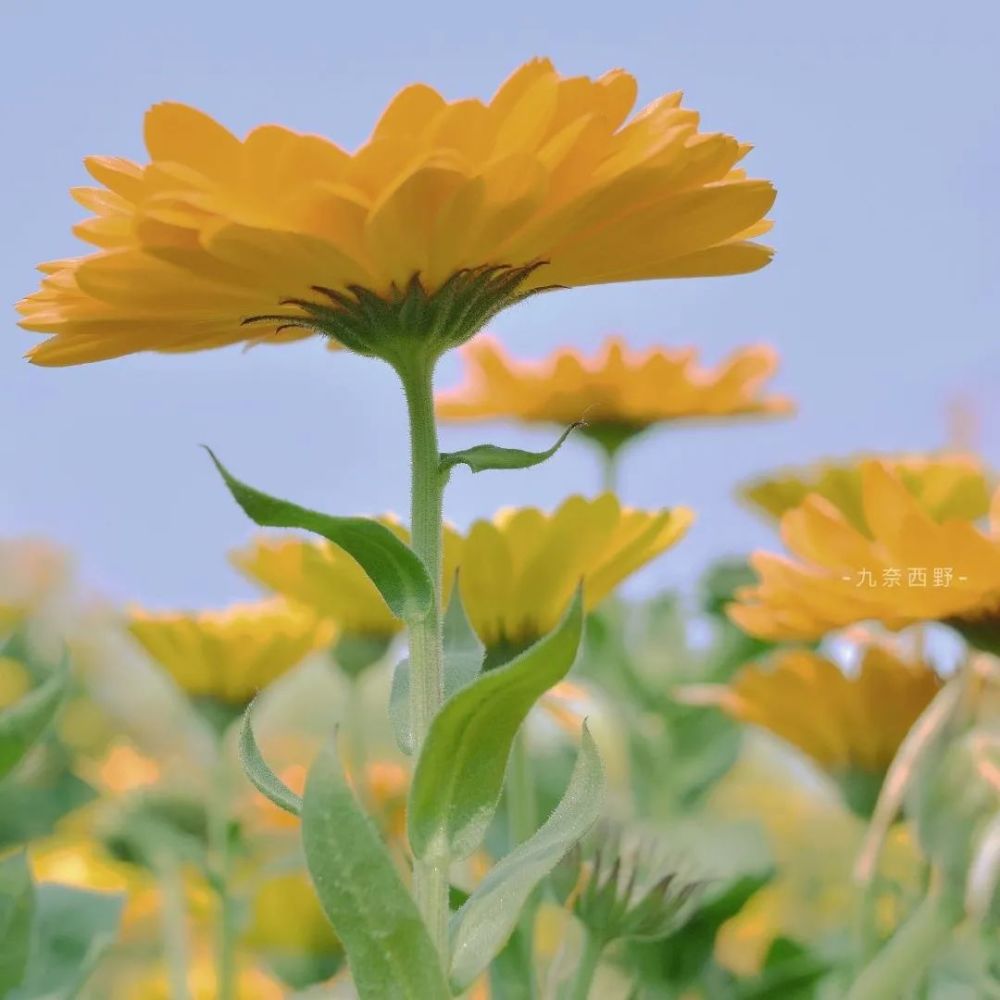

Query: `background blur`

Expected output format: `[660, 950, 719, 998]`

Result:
[2, 0, 997, 608]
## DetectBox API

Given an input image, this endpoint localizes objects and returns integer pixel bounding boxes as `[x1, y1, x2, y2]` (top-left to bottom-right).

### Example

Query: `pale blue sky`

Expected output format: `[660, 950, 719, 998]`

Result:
[1, 0, 997, 609]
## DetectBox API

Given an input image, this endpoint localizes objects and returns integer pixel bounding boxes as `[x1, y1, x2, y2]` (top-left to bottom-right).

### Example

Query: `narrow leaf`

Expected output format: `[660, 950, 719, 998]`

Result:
[389, 585, 484, 755]
[0, 852, 33, 995]
[440, 422, 582, 475]
[302, 737, 450, 1000]
[238, 699, 301, 817]
[0, 666, 67, 780]
[204, 447, 433, 621]
[408, 588, 584, 861]
[449, 723, 605, 992]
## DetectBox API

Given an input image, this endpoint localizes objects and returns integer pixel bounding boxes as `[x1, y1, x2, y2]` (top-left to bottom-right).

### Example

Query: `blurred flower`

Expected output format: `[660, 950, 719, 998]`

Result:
[742, 453, 992, 530]
[716, 645, 943, 815]
[231, 518, 462, 640]
[729, 461, 1000, 641]
[0, 654, 31, 708]
[460, 494, 693, 652]
[436, 336, 792, 447]
[242, 870, 339, 958]
[126, 951, 284, 1000]
[19, 58, 774, 367]
[127, 599, 334, 707]
[0, 538, 70, 632]
[90, 742, 162, 794]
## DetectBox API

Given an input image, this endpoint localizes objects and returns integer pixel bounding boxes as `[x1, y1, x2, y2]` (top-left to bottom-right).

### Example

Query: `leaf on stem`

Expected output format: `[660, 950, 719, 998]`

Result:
[0, 663, 67, 780]
[439, 423, 582, 476]
[238, 698, 302, 817]
[0, 851, 33, 995]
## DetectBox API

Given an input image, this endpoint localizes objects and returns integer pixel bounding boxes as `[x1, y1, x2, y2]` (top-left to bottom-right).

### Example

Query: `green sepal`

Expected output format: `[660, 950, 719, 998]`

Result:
[0, 659, 67, 780]
[389, 584, 485, 755]
[408, 588, 584, 862]
[333, 633, 394, 680]
[238, 698, 302, 818]
[448, 722, 605, 992]
[301, 736, 450, 1000]
[440, 422, 582, 477]
[0, 851, 34, 995]
[204, 447, 433, 621]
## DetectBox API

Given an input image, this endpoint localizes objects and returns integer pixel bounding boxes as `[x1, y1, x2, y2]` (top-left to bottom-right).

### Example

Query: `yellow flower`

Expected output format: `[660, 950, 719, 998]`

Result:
[127, 953, 284, 1000]
[0, 538, 69, 630]
[0, 655, 31, 708]
[728, 461, 1000, 641]
[127, 599, 334, 705]
[742, 453, 992, 531]
[231, 518, 463, 638]
[437, 335, 793, 432]
[242, 870, 339, 957]
[19, 58, 774, 367]
[460, 493, 693, 650]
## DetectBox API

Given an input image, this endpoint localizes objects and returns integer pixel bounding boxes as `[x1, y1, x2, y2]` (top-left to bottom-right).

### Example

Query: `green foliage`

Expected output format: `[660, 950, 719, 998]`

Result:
[0, 770, 95, 850]
[440, 422, 582, 477]
[205, 447, 434, 621]
[407, 589, 584, 862]
[301, 737, 450, 1000]
[449, 724, 605, 992]
[734, 937, 830, 999]
[238, 699, 302, 817]
[0, 851, 33, 995]
[333, 633, 394, 679]
[0, 664, 68, 780]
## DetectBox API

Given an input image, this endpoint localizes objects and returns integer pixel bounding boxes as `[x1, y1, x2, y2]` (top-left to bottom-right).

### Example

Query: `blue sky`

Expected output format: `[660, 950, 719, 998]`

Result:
[1, 0, 996, 609]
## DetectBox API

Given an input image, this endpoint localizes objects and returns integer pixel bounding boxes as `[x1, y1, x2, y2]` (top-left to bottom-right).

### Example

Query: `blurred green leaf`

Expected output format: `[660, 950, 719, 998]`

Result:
[238, 698, 302, 817]
[301, 737, 449, 1000]
[205, 447, 433, 622]
[0, 851, 33, 995]
[0, 666, 67, 780]
[449, 723, 604, 991]
[440, 422, 581, 476]
[390, 586, 485, 755]
[736, 937, 830, 999]
[408, 589, 584, 862]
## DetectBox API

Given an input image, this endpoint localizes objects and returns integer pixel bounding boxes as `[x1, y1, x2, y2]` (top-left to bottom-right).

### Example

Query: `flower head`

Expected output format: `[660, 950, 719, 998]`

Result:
[437, 335, 792, 438]
[19, 59, 774, 367]
[127, 599, 334, 706]
[460, 493, 692, 652]
[728, 461, 1000, 641]
[742, 453, 992, 531]
[230, 518, 463, 639]
[717, 645, 943, 815]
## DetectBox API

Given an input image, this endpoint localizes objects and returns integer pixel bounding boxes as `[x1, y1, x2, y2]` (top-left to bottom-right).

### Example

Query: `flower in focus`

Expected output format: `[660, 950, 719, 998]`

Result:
[715, 644, 943, 815]
[742, 453, 992, 531]
[19, 58, 774, 367]
[437, 335, 792, 452]
[460, 493, 693, 654]
[728, 461, 1000, 641]
[231, 518, 462, 642]
[127, 599, 334, 707]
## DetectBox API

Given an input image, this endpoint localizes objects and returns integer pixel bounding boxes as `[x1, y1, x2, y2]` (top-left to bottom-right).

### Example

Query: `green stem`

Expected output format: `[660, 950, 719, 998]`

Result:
[210, 751, 237, 1000]
[347, 675, 372, 811]
[396, 352, 449, 960]
[601, 448, 619, 494]
[846, 882, 964, 1000]
[564, 929, 604, 1000]
[157, 858, 191, 1000]
[507, 729, 538, 847]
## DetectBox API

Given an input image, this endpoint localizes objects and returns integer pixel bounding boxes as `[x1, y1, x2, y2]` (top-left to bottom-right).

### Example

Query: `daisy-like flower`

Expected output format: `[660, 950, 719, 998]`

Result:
[127, 599, 334, 708]
[230, 518, 463, 643]
[460, 493, 693, 658]
[742, 453, 992, 532]
[728, 461, 1000, 643]
[714, 645, 943, 815]
[18, 58, 774, 368]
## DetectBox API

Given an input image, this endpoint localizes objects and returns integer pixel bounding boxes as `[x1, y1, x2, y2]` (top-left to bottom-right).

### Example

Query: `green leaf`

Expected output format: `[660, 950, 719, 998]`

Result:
[408, 588, 584, 862]
[0, 771, 96, 850]
[390, 585, 485, 755]
[440, 422, 582, 476]
[238, 699, 301, 817]
[0, 666, 67, 780]
[736, 937, 830, 999]
[301, 736, 450, 1000]
[0, 851, 34, 995]
[449, 723, 605, 992]
[204, 447, 433, 621]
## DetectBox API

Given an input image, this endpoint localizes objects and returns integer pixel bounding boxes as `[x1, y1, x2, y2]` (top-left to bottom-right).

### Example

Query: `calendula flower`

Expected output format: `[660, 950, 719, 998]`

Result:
[127, 599, 334, 707]
[230, 518, 462, 640]
[742, 453, 992, 531]
[437, 335, 792, 442]
[461, 493, 693, 654]
[716, 645, 943, 815]
[242, 870, 340, 959]
[728, 461, 1000, 641]
[18, 58, 774, 367]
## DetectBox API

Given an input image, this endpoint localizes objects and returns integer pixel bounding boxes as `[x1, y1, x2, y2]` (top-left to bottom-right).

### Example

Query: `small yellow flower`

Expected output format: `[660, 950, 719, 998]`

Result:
[461, 493, 693, 650]
[437, 335, 792, 434]
[127, 599, 334, 706]
[231, 518, 462, 638]
[19, 58, 774, 366]
[242, 870, 339, 957]
[728, 461, 1000, 641]
[742, 453, 992, 531]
